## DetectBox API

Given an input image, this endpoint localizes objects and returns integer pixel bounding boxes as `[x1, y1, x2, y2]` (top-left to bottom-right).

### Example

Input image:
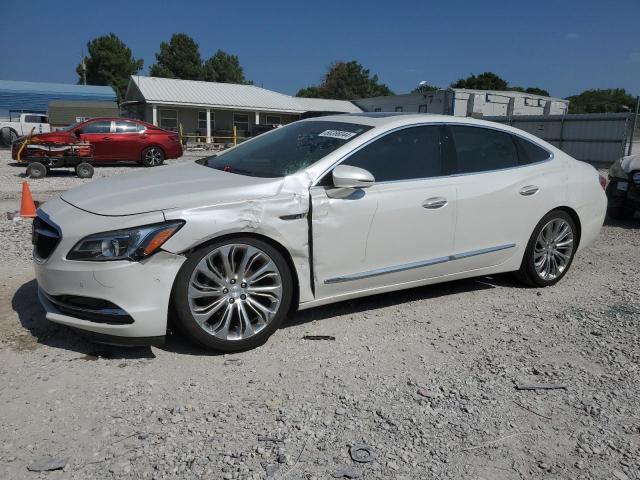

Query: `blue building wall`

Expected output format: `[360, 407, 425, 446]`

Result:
[0, 80, 116, 117]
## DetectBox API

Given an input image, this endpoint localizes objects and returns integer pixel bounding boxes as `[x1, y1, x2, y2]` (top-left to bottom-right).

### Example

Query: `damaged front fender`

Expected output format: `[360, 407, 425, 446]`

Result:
[160, 190, 314, 303]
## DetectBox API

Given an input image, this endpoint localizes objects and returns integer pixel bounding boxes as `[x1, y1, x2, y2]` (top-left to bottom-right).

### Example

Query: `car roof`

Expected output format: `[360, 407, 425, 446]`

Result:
[299, 112, 558, 153]
[306, 112, 548, 136]
[81, 117, 158, 128]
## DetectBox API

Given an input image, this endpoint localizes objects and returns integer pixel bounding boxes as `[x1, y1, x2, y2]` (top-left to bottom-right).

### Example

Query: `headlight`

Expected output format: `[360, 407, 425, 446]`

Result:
[67, 221, 184, 262]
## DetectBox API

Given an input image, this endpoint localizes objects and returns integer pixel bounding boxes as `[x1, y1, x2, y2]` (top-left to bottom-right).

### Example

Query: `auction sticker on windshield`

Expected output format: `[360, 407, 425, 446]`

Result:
[318, 130, 357, 140]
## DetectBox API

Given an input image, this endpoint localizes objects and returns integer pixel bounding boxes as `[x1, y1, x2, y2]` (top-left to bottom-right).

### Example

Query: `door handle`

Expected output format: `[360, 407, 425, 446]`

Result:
[103, 136, 111, 140]
[422, 197, 448, 209]
[519, 185, 539, 196]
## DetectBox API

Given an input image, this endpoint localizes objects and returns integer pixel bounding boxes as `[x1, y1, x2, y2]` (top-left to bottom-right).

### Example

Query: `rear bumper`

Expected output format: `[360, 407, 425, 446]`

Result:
[165, 142, 183, 159]
[607, 178, 640, 209]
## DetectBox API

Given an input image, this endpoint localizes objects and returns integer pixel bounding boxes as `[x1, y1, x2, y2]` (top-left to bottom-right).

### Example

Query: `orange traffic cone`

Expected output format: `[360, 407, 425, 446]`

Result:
[19, 181, 37, 218]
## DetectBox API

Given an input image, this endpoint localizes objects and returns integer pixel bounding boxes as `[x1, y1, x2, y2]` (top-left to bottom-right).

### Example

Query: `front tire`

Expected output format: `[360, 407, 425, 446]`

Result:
[75, 162, 94, 179]
[142, 146, 165, 167]
[517, 210, 577, 287]
[26, 162, 47, 179]
[172, 237, 293, 352]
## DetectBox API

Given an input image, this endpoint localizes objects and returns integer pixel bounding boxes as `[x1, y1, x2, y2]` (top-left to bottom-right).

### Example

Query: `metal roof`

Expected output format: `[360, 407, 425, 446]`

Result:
[128, 76, 361, 114]
[0, 80, 116, 114]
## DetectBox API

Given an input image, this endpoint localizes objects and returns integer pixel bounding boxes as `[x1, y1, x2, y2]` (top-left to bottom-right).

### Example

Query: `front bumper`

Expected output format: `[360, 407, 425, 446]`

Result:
[34, 198, 186, 341]
[36, 250, 185, 339]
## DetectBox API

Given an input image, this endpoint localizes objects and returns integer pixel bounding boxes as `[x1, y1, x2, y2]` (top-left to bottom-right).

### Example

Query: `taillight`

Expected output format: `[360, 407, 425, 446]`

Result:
[169, 134, 179, 142]
[598, 174, 607, 190]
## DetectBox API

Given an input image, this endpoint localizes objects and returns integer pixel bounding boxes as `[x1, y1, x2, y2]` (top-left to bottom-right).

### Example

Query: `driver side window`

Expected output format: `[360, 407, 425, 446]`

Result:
[340, 125, 444, 182]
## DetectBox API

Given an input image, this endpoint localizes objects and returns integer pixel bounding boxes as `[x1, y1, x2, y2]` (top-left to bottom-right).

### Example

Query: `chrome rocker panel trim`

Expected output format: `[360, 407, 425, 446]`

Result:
[324, 243, 516, 284]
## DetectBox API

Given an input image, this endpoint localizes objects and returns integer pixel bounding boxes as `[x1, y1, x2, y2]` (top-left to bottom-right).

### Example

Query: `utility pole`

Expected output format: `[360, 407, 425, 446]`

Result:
[81, 49, 87, 85]
[627, 96, 639, 156]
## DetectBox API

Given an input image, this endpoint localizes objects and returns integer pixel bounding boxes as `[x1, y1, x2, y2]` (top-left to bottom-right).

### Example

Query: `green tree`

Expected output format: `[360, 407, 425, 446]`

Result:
[510, 86, 550, 96]
[451, 72, 508, 90]
[149, 33, 202, 80]
[202, 50, 248, 84]
[296, 61, 393, 100]
[412, 82, 438, 94]
[76, 33, 143, 102]
[523, 87, 550, 97]
[567, 88, 637, 113]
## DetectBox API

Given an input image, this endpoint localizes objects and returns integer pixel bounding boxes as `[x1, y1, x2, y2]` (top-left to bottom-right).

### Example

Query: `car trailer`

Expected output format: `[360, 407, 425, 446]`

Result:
[22, 155, 95, 179]
[16, 140, 95, 179]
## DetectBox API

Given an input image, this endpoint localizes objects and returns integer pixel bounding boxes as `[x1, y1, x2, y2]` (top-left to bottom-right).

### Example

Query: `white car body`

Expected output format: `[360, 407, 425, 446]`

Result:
[34, 114, 606, 344]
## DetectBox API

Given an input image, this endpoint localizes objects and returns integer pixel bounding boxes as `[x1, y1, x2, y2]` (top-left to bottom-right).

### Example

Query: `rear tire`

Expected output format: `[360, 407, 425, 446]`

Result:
[172, 237, 293, 352]
[0, 127, 17, 147]
[75, 162, 94, 179]
[26, 162, 47, 179]
[142, 147, 165, 167]
[517, 210, 577, 287]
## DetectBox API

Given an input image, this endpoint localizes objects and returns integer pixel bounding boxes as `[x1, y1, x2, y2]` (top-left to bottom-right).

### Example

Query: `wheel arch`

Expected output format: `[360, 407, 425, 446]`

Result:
[177, 232, 301, 313]
[551, 206, 582, 249]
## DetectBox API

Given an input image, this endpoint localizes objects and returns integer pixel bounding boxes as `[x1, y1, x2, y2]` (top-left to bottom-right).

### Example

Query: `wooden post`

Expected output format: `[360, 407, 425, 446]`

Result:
[233, 126, 237, 146]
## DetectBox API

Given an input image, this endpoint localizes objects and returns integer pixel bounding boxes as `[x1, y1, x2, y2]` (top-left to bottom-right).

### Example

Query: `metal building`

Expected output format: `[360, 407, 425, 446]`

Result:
[47, 100, 120, 129]
[0, 80, 116, 118]
[354, 89, 569, 118]
[122, 76, 362, 141]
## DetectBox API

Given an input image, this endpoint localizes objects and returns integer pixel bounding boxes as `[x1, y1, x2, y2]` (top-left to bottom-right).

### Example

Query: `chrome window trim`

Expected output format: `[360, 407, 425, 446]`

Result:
[310, 122, 554, 187]
[324, 243, 516, 284]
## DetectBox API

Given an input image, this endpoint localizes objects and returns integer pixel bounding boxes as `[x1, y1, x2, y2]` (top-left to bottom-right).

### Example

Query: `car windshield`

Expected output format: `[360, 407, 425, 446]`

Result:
[202, 120, 372, 177]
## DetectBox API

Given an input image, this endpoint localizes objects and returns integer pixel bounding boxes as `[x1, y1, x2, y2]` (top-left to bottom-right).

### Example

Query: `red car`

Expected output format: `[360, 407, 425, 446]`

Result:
[12, 117, 183, 167]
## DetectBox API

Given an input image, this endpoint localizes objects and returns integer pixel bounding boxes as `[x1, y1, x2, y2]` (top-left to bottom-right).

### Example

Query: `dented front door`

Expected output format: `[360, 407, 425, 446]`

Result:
[310, 178, 457, 300]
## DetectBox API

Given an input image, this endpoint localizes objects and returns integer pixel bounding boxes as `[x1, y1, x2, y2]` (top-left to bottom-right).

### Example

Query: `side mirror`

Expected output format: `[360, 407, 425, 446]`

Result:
[74, 129, 82, 137]
[332, 165, 375, 188]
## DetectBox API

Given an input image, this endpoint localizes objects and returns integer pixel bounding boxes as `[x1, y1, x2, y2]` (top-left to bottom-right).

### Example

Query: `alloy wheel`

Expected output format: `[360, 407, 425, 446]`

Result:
[145, 148, 163, 166]
[187, 244, 283, 341]
[533, 218, 574, 281]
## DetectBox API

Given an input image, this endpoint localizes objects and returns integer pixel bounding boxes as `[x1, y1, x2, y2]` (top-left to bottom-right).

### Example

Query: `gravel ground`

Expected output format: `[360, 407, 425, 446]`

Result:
[0, 148, 639, 480]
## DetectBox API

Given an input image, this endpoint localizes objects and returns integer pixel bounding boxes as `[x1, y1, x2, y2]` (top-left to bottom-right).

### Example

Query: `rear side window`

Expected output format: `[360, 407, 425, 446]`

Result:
[342, 126, 443, 182]
[514, 136, 551, 165]
[115, 120, 142, 133]
[450, 125, 518, 174]
[82, 120, 112, 134]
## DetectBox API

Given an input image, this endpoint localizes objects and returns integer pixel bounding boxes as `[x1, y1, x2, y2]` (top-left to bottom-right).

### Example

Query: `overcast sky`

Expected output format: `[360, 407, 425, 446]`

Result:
[1, 0, 637, 98]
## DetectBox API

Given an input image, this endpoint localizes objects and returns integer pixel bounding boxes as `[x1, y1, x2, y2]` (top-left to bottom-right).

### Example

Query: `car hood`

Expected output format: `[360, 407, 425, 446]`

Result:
[61, 161, 285, 216]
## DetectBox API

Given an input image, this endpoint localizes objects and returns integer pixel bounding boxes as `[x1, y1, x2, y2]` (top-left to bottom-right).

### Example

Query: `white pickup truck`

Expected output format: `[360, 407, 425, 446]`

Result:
[0, 112, 50, 147]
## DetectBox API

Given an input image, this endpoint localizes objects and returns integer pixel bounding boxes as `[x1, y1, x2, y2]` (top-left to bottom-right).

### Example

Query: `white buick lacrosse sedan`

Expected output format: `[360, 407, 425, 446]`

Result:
[33, 113, 606, 351]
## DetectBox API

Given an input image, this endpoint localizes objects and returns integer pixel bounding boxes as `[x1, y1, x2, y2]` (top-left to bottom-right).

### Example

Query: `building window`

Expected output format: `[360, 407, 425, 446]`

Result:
[374, 108, 381, 112]
[265, 115, 281, 125]
[418, 104, 427, 113]
[159, 109, 178, 131]
[198, 111, 215, 132]
[395, 106, 403, 112]
[233, 113, 250, 133]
